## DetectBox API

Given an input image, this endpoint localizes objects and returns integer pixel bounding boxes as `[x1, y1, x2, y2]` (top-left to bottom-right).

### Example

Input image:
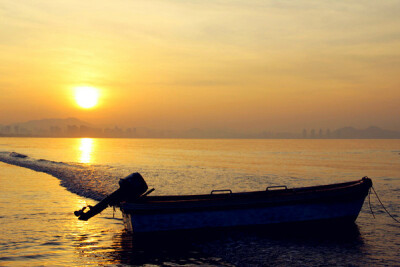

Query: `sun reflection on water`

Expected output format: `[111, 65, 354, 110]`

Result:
[79, 138, 95, 164]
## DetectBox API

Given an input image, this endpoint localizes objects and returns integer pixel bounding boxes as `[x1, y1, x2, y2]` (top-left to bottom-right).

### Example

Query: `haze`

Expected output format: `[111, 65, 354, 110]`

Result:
[1, 1, 400, 132]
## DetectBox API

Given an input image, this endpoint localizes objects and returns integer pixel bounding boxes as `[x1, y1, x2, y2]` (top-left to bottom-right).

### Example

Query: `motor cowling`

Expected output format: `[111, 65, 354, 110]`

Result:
[118, 172, 148, 202]
[75, 172, 149, 221]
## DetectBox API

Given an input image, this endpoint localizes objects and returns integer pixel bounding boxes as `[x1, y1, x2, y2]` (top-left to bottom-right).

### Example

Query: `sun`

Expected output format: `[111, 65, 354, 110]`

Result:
[74, 86, 99, 109]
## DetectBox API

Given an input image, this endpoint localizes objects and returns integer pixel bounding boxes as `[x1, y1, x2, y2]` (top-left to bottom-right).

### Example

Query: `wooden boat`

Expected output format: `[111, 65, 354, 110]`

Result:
[75, 173, 372, 233]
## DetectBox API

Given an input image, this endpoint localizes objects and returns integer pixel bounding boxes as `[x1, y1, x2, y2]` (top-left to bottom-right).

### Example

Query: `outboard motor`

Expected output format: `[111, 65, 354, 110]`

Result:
[118, 172, 148, 202]
[75, 173, 149, 221]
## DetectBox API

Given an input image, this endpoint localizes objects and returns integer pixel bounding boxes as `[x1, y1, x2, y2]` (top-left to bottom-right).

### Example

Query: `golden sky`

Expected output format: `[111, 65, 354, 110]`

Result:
[1, 1, 399, 132]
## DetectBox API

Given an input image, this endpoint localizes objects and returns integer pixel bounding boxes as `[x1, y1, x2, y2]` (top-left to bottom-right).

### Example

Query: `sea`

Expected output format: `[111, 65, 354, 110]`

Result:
[0, 138, 399, 266]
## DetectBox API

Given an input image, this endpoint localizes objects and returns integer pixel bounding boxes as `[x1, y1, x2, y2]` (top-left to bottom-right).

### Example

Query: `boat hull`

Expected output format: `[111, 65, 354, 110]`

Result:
[121, 178, 372, 233]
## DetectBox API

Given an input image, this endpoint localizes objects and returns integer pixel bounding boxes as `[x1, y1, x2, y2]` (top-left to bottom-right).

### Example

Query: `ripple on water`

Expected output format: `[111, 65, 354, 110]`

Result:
[1, 140, 400, 266]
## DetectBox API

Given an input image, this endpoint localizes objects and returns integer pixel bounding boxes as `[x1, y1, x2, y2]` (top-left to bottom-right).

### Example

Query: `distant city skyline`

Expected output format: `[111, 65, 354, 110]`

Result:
[1, 118, 399, 139]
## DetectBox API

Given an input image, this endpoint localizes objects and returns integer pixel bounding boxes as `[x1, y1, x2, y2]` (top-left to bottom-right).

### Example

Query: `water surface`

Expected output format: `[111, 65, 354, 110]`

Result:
[0, 138, 399, 266]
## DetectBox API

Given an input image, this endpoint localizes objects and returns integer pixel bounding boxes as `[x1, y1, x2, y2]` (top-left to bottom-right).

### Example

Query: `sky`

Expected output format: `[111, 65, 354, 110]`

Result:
[1, 0, 400, 132]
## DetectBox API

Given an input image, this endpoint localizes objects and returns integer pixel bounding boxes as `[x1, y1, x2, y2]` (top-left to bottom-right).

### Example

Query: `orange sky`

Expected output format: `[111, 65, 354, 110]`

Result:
[1, 1, 400, 132]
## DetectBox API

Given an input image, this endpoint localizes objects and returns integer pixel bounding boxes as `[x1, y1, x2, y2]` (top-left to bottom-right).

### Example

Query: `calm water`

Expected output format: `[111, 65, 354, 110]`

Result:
[0, 138, 399, 266]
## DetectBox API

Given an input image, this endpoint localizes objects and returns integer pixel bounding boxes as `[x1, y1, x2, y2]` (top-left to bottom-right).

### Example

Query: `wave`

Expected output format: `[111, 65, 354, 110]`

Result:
[0, 151, 294, 199]
[0, 151, 120, 201]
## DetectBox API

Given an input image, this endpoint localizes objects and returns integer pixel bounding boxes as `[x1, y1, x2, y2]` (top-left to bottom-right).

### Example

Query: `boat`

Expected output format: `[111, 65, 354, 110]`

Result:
[75, 173, 373, 233]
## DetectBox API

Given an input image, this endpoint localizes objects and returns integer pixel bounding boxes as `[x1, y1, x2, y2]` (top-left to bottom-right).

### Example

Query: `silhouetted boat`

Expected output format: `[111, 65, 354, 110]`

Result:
[75, 173, 372, 233]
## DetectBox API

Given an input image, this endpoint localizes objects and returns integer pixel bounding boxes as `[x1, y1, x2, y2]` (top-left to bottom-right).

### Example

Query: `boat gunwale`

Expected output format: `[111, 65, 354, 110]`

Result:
[120, 178, 372, 214]
[124, 178, 369, 203]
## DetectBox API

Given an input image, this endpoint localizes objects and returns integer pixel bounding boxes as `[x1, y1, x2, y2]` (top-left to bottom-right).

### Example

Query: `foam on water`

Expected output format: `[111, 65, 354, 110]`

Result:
[0, 151, 118, 201]
[0, 151, 289, 201]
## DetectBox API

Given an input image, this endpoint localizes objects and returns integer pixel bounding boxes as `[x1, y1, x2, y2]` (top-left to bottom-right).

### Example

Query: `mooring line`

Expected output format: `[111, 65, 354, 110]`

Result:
[371, 186, 400, 224]
[368, 187, 375, 219]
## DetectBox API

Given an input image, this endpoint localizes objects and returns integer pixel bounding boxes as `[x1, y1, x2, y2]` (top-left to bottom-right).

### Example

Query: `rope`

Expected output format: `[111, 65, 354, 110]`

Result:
[368, 187, 375, 219]
[371, 186, 400, 224]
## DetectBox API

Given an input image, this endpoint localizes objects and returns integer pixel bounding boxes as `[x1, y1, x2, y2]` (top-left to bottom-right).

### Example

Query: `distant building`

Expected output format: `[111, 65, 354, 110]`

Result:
[50, 126, 62, 136]
[66, 125, 79, 136]
[310, 129, 316, 138]
[302, 129, 307, 138]
[326, 129, 331, 138]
